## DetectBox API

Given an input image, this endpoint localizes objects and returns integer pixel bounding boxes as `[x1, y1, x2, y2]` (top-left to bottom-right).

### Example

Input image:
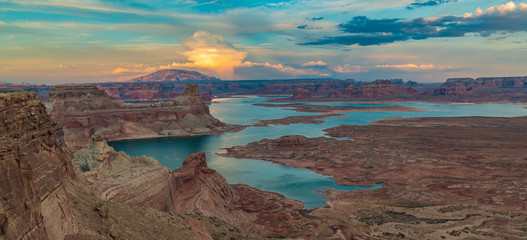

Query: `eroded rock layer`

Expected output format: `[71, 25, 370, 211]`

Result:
[0, 92, 79, 240]
[331, 79, 419, 98]
[49, 84, 237, 149]
[0, 91, 261, 240]
[74, 134, 333, 238]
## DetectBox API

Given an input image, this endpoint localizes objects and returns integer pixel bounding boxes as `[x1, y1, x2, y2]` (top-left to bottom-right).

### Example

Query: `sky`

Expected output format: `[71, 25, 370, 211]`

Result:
[1, 0, 527, 84]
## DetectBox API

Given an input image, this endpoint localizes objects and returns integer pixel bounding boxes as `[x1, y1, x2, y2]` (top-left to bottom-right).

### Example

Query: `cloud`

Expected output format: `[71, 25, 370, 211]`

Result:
[112, 67, 140, 74]
[303, 2, 527, 46]
[330, 64, 365, 73]
[110, 31, 328, 79]
[169, 31, 248, 77]
[241, 61, 328, 76]
[308, 17, 324, 21]
[59, 64, 79, 69]
[302, 60, 327, 66]
[376, 64, 436, 70]
[406, 0, 457, 10]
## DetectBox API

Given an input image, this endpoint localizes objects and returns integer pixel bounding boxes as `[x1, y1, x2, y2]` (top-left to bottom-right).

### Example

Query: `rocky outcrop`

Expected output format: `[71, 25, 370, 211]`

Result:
[257, 80, 351, 96]
[74, 135, 311, 237]
[73, 134, 254, 223]
[330, 84, 358, 97]
[170, 152, 247, 221]
[290, 88, 311, 99]
[433, 76, 527, 96]
[129, 69, 220, 82]
[358, 80, 419, 97]
[49, 84, 237, 149]
[277, 135, 309, 146]
[0, 92, 80, 240]
[331, 80, 419, 98]
[99, 82, 213, 103]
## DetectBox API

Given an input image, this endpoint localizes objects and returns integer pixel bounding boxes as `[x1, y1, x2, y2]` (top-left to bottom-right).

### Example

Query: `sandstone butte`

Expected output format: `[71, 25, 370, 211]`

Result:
[290, 87, 311, 100]
[1, 90, 355, 239]
[48, 83, 242, 149]
[328, 80, 419, 99]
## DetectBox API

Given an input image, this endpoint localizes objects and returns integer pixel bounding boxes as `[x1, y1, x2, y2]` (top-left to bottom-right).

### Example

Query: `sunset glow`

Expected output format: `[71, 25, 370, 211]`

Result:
[1, 0, 526, 83]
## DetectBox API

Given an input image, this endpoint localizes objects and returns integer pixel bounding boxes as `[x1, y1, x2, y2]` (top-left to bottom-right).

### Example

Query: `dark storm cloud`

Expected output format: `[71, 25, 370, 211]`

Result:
[406, 0, 457, 10]
[302, 3, 527, 46]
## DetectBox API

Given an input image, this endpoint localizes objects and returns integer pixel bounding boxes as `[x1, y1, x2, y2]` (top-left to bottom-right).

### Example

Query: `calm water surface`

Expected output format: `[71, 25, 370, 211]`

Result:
[109, 97, 527, 209]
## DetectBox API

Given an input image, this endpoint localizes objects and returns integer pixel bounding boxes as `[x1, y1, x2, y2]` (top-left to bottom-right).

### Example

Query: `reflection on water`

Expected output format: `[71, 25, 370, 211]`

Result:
[109, 97, 527, 209]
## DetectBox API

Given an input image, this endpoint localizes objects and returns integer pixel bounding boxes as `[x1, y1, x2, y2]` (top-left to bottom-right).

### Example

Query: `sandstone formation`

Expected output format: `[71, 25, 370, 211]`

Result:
[223, 115, 527, 239]
[48, 84, 240, 149]
[352, 80, 419, 98]
[129, 69, 220, 82]
[0, 91, 271, 239]
[290, 87, 311, 99]
[0, 91, 80, 240]
[99, 82, 213, 102]
[328, 80, 419, 99]
[74, 136, 253, 225]
[73, 134, 322, 238]
[433, 76, 527, 96]
[257, 79, 350, 96]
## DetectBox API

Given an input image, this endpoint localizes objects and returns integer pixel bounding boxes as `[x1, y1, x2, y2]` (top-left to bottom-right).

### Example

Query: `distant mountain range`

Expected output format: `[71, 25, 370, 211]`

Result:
[129, 69, 220, 82]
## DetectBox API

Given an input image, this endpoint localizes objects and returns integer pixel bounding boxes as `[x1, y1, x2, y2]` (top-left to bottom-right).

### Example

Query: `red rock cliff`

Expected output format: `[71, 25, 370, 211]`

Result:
[49, 84, 232, 149]
[433, 76, 527, 95]
[290, 88, 311, 99]
[0, 92, 79, 240]
[332, 80, 419, 98]
[74, 136, 256, 226]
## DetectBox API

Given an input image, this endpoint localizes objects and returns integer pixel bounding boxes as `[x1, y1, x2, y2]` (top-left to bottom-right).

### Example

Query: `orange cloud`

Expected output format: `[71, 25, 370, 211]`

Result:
[376, 64, 435, 70]
[330, 64, 365, 73]
[112, 67, 144, 74]
[112, 32, 328, 78]
[302, 60, 327, 66]
[241, 61, 328, 76]
[170, 31, 248, 78]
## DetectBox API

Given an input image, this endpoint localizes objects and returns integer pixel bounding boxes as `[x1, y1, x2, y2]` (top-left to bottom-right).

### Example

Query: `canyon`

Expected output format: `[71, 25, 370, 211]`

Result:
[3, 71, 527, 239]
[0, 91, 261, 240]
[73, 133, 314, 238]
[1, 89, 357, 239]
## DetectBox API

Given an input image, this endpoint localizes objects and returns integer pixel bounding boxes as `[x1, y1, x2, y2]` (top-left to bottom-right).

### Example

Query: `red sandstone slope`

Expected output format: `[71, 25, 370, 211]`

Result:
[129, 69, 220, 82]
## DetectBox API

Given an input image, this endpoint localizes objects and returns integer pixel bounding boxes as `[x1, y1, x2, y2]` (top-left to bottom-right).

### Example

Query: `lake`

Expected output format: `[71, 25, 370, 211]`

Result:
[109, 97, 527, 209]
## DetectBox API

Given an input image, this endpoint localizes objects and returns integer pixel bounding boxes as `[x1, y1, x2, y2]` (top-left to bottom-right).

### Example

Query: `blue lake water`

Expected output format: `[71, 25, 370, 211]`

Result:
[109, 97, 527, 209]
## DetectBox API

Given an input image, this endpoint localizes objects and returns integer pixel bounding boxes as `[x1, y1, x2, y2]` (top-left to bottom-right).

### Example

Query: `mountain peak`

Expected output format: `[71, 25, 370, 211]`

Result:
[129, 69, 220, 82]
